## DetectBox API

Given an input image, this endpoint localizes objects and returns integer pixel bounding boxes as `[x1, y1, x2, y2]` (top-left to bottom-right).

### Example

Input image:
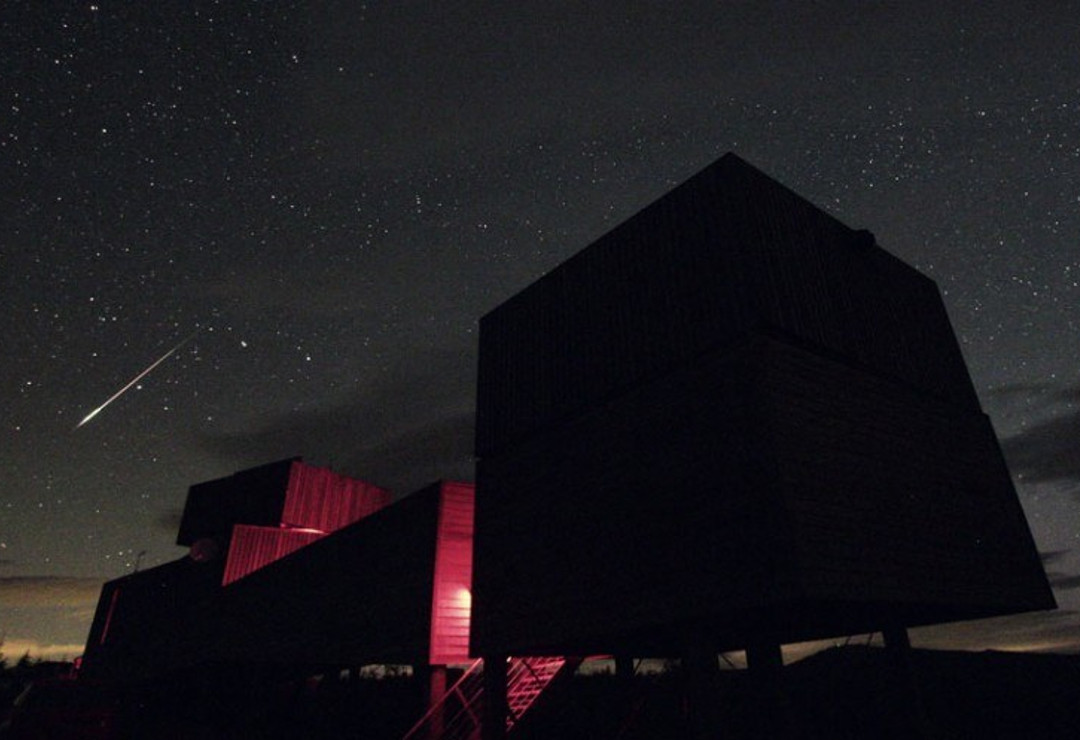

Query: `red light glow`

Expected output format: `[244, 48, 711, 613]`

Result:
[429, 482, 476, 665]
[282, 461, 391, 531]
[223, 525, 325, 586]
[221, 462, 393, 586]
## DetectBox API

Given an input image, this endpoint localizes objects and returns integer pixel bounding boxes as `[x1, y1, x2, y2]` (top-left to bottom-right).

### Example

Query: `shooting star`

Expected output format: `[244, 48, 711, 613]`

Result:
[75, 330, 199, 429]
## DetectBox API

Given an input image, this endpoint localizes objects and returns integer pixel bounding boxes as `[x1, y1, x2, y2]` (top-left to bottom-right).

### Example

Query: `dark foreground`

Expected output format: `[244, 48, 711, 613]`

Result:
[3, 647, 1080, 739]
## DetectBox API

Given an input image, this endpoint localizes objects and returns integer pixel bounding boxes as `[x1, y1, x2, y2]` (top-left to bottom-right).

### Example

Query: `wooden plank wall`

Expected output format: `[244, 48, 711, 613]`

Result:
[476, 153, 978, 460]
[429, 482, 476, 664]
[176, 458, 295, 546]
[473, 340, 796, 656]
[756, 338, 1052, 616]
[281, 461, 391, 532]
[221, 524, 325, 586]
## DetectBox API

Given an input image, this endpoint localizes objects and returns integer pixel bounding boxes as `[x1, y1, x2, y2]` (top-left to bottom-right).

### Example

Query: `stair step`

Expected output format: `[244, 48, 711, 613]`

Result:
[403, 656, 581, 740]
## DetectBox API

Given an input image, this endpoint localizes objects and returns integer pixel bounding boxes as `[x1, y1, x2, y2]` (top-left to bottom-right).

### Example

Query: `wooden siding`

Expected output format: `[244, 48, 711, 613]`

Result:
[87, 469, 450, 680]
[473, 339, 796, 656]
[429, 482, 476, 664]
[79, 558, 226, 681]
[754, 338, 1051, 616]
[176, 458, 295, 546]
[173, 485, 443, 670]
[221, 525, 325, 586]
[472, 335, 1054, 656]
[282, 460, 391, 532]
[176, 458, 388, 548]
[472, 153, 1049, 657]
[476, 153, 978, 459]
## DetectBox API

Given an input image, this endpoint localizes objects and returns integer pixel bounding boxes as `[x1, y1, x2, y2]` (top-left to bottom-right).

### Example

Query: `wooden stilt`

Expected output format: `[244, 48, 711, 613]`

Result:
[481, 654, 508, 740]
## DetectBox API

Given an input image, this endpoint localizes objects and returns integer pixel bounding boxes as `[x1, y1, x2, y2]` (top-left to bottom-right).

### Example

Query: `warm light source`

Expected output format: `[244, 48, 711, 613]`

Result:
[429, 482, 476, 665]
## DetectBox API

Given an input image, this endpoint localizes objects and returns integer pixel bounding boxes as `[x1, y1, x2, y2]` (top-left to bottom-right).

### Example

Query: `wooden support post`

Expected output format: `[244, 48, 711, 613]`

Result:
[615, 653, 635, 694]
[884, 625, 935, 739]
[883, 624, 911, 652]
[614, 653, 637, 733]
[682, 634, 719, 740]
[745, 642, 783, 672]
[482, 654, 508, 740]
[746, 642, 792, 739]
[426, 665, 448, 740]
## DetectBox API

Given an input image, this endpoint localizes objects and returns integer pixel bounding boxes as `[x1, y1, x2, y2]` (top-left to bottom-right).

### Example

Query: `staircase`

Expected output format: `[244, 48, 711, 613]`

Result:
[403, 656, 581, 740]
[505, 656, 572, 726]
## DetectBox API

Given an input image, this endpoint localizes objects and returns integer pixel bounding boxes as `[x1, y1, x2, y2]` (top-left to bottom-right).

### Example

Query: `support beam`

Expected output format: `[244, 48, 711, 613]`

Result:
[745, 642, 783, 673]
[426, 665, 448, 740]
[481, 654, 508, 740]
[682, 634, 719, 740]
[883, 625, 912, 652]
[615, 653, 636, 703]
[883, 625, 935, 739]
[745, 642, 792, 739]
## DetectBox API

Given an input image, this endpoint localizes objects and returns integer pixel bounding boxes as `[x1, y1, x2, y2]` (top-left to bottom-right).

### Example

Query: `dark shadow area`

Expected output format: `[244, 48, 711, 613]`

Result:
[517, 647, 1080, 740]
[8, 648, 1080, 739]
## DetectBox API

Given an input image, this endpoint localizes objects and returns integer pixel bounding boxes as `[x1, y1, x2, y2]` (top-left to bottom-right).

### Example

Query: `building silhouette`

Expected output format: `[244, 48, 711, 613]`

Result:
[79, 154, 1054, 739]
[81, 459, 474, 681]
[472, 152, 1054, 736]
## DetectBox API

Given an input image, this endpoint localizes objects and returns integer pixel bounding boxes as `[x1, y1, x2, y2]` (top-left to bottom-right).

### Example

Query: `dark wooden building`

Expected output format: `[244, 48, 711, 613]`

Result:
[471, 153, 1054, 660]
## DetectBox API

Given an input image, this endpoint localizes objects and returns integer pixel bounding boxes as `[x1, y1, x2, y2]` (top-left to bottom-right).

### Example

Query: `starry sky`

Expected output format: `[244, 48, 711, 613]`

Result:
[2, 1, 1080, 660]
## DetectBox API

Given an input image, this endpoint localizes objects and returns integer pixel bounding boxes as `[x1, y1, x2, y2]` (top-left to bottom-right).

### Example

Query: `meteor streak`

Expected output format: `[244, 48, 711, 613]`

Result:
[75, 330, 199, 429]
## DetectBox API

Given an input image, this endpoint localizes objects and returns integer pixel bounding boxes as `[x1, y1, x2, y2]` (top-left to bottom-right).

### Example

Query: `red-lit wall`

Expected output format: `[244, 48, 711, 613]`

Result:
[223, 525, 326, 586]
[221, 461, 391, 586]
[282, 461, 391, 531]
[429, 482, 476, 664]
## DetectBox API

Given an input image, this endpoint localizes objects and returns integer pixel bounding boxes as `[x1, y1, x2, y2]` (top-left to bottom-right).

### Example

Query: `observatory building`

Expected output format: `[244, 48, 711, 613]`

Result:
[78, 153, 1054, 739]
[81, 459, 475, 680]
[81, 460, 574, 736]
[471, 153, 1054, 665]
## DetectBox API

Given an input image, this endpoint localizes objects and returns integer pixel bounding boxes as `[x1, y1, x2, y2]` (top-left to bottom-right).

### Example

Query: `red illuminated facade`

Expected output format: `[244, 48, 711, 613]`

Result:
[77, 153, 1057, 740]
[222, 525, 325, 586]
[429, 481, 476, 665]
[280, 461, 390, 531]
[82, 461, 479, 685]
[217, 459, 392, 586]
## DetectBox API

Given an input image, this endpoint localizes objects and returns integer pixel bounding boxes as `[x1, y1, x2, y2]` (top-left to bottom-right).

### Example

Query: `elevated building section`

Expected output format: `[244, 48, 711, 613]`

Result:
[472, 153, 1054, 659]
[476, 153, 979, 459]
[176, 457, 390, 548]
[222, 525, 325, 586]
[82, 557, 226, 677]
[81, 470, 475, 683]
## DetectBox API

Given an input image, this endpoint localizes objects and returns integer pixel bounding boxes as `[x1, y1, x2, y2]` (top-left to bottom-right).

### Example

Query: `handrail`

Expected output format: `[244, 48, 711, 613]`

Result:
[402, 658, 484, 740]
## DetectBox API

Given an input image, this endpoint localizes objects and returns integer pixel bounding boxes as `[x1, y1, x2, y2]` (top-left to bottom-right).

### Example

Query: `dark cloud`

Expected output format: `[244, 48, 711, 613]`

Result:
[196, 346, 475, 495]
[1049, 575, 1080, 592]
[999, 384, 1080, 493]
[1041, 550, 1071, 565]
[155, 508, 184, 533]
[200, 408, 475, 496]
[1037, 551, 1080, 592]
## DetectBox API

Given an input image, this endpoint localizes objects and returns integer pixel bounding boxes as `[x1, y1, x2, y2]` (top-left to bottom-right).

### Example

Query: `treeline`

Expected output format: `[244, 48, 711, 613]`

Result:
[0, 648, 75, 717]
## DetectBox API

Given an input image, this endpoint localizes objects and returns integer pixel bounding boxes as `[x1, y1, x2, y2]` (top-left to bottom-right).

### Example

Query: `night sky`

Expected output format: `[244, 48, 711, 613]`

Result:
[3, 1, 1080, 659]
